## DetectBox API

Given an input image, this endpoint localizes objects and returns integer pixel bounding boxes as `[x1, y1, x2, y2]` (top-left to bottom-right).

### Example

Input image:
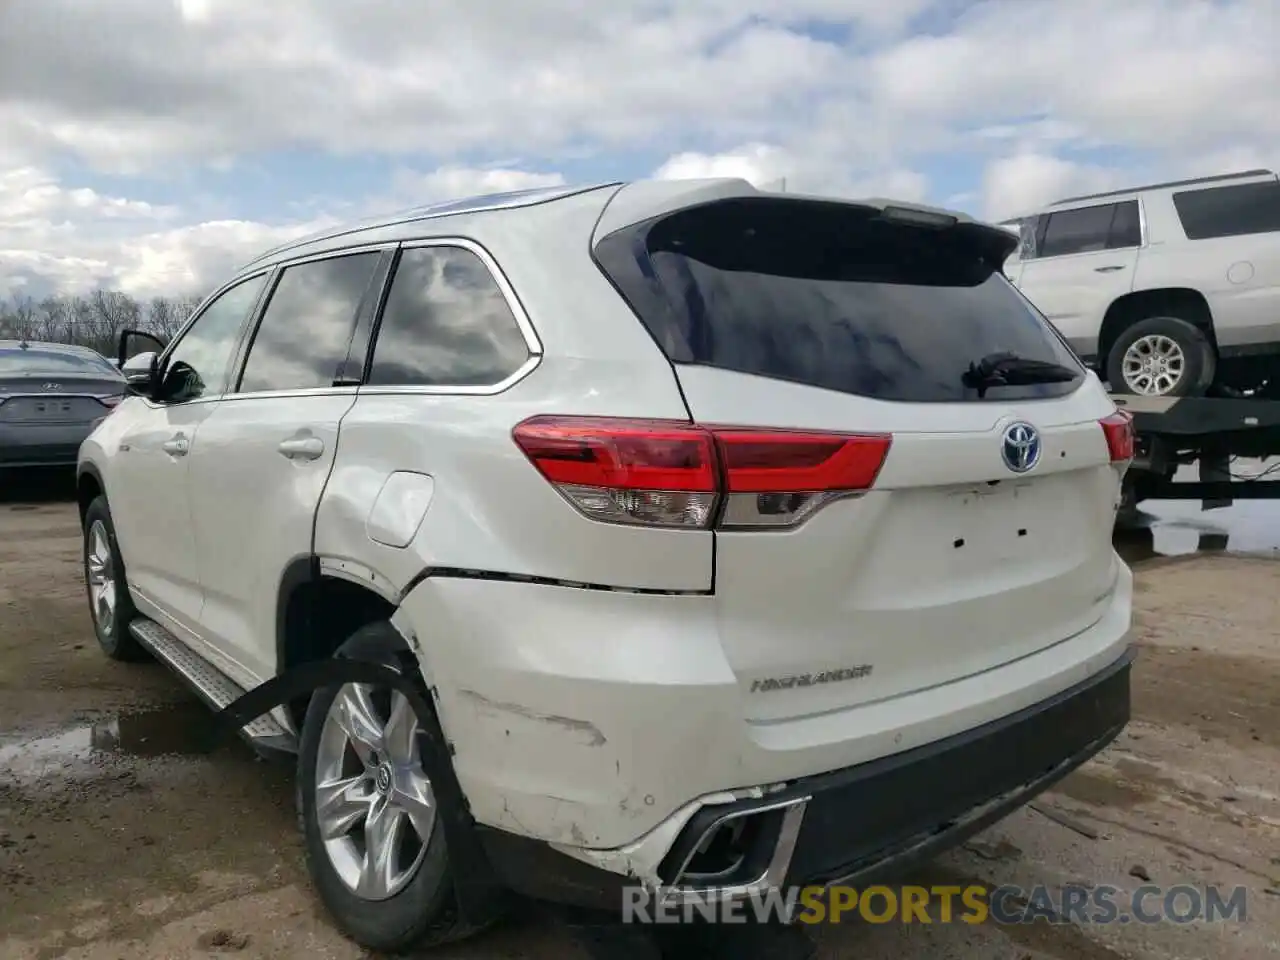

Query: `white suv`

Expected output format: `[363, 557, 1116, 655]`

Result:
[1002, 168, 1280, 397]
[76, 180, 1136, 952]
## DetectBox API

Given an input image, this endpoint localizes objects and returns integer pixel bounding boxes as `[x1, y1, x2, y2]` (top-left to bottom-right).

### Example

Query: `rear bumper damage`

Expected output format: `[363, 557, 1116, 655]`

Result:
[475, 647, 1132, 913]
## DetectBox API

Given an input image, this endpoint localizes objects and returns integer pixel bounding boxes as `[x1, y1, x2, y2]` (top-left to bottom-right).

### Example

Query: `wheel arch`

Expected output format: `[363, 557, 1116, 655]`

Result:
[275, 555, 409, 730]
[76, 462, 107, 530]
[1099, 287, 1216, 367]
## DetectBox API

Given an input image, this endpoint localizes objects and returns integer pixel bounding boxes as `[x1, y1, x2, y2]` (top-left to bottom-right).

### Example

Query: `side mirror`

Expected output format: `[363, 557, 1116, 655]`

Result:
[117, 328, 167, 367]
[122, 350, 160, 398]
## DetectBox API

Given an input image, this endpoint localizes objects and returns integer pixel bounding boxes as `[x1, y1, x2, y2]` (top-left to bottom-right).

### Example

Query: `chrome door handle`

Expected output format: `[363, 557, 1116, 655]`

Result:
[161, 434, 188, 456]
[278, 436, 324, 460]
[1094, 265, 1126, 273]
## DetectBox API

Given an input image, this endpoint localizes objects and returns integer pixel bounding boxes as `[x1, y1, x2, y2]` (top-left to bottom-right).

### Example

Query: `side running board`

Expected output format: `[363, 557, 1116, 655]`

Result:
[128, 618, 298, 759]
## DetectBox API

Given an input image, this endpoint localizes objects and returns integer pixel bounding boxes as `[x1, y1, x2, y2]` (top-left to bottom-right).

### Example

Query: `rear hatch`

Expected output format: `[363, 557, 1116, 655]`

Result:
[593, 192, 1129, 722]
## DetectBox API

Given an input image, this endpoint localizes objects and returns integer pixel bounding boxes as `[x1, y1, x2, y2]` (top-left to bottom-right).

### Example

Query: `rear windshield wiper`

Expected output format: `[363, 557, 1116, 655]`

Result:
[961, 351, 1080, 396]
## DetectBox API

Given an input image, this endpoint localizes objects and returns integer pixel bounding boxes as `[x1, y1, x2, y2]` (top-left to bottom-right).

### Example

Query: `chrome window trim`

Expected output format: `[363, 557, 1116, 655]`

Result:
[153, 235, 545, 404]
[141, 268, 275, 410]
[226, 243, 397, 398]
[268, 241, 400, 271]
[155, 267, 273, 370]
[355, 235, 545, 398]
[220, 385, 361, 402]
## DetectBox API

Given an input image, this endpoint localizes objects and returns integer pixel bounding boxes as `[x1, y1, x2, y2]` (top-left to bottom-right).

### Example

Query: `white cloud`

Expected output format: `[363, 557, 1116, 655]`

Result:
[0, 0, 1277, 297]
[0, 162, 579, 299]
[174, 0, 213, 24]
[0, 167, 176, 224]
[980, 152, 1124, 221]
[109, 219, 332, 298]
[654, 143, 929, 203]
[386, 166, 567, 208]
[655, 144, 791, 185]
[0, 163, 335, 298]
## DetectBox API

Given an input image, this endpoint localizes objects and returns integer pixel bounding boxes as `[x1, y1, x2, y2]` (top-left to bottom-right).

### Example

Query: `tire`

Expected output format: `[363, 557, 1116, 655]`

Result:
[297, 623, 467, 952]
[82, 495, 146, 661]
[1105, 316, 1215, 397]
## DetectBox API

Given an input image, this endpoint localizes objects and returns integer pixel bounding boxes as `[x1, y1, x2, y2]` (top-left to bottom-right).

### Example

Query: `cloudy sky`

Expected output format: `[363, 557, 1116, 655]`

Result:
[0, 0, 1276, 299]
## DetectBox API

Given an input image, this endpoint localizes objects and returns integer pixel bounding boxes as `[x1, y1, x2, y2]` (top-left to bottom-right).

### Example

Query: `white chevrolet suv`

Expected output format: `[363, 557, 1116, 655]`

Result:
[76, 180, 1136, 952]
[1001, 168, 1280, 398]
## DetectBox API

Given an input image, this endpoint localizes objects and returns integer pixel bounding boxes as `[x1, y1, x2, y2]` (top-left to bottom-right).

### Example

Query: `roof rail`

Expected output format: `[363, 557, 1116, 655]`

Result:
[239, 182, 620, 271]
[1051, 169, 1276, 206]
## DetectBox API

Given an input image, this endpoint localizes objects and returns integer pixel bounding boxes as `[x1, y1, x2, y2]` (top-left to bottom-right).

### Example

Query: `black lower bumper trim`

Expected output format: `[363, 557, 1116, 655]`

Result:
[479, 649, 1132, 911]
[782, 649, 1132, 886]
[0, 443, 82, 466]
[477, 827, 634, 914]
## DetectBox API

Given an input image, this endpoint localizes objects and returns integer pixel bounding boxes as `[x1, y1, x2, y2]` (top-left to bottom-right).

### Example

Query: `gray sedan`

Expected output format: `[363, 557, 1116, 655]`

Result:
[0, 340, 127, 468]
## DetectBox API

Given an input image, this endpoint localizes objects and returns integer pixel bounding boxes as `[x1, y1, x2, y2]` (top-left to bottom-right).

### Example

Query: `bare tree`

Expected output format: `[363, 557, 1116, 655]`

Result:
[0, 289, 207, 354]
[147, 296, 189, 340]
[0, 295, 39, 341]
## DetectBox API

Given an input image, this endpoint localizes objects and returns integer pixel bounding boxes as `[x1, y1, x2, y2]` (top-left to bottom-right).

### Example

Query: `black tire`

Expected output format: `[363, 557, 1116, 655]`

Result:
[82, 495, 146, 661]
[297, 623, 468, 952]
[1105, 316, 1215, 397]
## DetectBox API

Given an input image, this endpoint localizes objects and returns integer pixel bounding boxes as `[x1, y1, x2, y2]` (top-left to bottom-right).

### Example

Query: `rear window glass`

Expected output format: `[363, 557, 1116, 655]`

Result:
[594, 197, 1083, 403]
[1172, 181, 1280, 240]
[0, 348, 119, 377]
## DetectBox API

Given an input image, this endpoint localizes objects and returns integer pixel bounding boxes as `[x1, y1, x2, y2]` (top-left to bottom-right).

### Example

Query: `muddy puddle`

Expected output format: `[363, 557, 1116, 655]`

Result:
[1115, 457, 1280, 563]
[0, 699, 220, 785]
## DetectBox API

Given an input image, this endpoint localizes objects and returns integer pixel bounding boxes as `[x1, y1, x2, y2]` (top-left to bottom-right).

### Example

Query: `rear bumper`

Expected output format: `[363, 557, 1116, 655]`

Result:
[476, 647, 1131, 912]
[0, 421, 99, 467]
[398, 562, 1132, 852]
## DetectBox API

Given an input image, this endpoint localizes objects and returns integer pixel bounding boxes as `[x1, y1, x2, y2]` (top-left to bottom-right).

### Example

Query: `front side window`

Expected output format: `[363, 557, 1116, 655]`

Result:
[1038, 204, 1117, 257]
[237, 252, 381, 394]
[365, 245, 531, 387]
[1108, 200, 1142, 248]
[160, 273, 268, 403]
[1017, 216, 1040, 259]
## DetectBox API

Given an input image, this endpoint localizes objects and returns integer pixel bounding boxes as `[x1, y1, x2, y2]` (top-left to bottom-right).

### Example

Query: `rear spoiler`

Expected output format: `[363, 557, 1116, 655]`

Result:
[596, 181, 1020, 268]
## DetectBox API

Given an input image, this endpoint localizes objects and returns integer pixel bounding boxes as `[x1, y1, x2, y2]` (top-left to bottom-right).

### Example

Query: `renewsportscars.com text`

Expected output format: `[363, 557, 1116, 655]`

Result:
[623, 883, 1249, 926]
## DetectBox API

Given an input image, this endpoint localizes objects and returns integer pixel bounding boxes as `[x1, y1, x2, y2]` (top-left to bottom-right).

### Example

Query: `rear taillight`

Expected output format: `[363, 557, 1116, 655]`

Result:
[512, 416, 892, 530]
[1099, 410, 1135, 463]
[510, 417, 719, 528]
[97, 395, 123, 408]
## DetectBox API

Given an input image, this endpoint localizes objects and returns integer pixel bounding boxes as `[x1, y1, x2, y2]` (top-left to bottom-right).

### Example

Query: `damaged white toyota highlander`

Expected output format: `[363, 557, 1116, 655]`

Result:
[76, 179, 1136, 951]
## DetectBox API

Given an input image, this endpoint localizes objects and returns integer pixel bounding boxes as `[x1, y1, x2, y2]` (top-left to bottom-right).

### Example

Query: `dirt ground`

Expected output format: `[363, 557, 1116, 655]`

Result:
[1, 471, 1278, 959]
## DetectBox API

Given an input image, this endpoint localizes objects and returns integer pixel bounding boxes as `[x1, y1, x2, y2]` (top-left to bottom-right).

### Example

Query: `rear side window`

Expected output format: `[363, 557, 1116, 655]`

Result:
[237, 252, 381, 394]
[1172, 181, 1280, 240]
[365, 245, 531, 387]
[593, 197, 1084, 403]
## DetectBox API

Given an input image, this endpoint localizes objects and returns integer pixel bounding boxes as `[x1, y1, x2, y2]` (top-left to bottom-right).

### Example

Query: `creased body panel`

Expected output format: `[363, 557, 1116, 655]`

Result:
[313, 357, 713, 598]
[396, 567, 1132, 851]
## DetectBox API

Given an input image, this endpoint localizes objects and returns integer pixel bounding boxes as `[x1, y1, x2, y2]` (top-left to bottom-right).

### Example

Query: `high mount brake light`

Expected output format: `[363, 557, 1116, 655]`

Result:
[1099, 410, 1135, 463]
[511, 416, 892, 529]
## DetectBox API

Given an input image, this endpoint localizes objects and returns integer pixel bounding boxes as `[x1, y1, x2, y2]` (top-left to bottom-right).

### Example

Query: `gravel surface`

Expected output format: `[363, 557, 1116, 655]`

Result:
[1, 471, 1277, 958]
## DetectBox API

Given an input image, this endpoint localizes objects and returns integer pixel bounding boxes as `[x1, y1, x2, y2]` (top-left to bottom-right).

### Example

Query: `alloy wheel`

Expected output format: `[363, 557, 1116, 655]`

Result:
[314, 683, 437, 901]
